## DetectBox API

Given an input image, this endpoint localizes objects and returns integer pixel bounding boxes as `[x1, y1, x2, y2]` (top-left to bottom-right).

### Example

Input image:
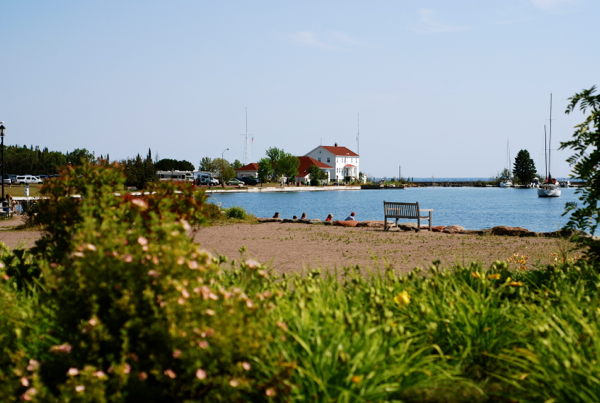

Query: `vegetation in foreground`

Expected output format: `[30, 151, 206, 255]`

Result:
[0, 160, 600, 403]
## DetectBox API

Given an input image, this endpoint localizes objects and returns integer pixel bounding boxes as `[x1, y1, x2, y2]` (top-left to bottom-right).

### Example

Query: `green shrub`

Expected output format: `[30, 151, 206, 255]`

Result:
[225, 206, 247, 220]
[2, 161, 288, 402]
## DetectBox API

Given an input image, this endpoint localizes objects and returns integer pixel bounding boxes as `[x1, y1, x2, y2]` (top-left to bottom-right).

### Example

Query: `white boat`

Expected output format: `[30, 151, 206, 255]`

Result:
[500, 180, 513, 187]
[538, 94, 561, 198]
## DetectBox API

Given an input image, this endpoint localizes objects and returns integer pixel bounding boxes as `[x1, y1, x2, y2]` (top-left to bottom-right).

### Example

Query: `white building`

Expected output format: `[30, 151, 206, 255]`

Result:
[304, 143, 360, 182]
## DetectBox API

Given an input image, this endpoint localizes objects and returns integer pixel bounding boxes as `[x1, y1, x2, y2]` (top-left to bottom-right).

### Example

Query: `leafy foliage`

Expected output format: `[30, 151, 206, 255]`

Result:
[307, 164, 327, 185]
[198, 157, 216, 173]
[257, 157, 273, 183]
[213, 158, 236, 187]
[155, 158, 195, 172]
[512, 149, 537, 185]
[120, 149, 156, 189]
[560, 86, 600, 241]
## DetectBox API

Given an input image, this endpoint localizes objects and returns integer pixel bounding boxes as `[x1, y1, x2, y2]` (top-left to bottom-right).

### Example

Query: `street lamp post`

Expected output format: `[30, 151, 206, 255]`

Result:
[221, 148, 229, 186]
[0, 122, 5, 200]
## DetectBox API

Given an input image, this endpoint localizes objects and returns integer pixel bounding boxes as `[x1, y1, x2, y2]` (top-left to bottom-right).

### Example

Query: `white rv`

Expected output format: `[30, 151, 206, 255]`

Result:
[156, 170, 194, 182]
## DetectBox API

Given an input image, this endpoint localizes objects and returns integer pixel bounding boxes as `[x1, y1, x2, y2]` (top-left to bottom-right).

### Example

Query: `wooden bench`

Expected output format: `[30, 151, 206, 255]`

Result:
[383, 201, 433, 231]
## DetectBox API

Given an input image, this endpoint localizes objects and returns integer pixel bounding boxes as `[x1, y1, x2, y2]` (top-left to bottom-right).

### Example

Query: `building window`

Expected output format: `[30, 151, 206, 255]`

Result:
[327, 158, 330, 163]
[318, 158, 321, 162]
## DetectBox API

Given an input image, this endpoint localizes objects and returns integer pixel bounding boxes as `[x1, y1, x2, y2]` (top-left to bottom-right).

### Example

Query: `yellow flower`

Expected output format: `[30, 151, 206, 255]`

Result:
[508, 281, 523, 287]
[394, 290, 411, 308]
[471, 272, 481, 279]
[351, 375, 363, 383]
[488, 273, 501, 280]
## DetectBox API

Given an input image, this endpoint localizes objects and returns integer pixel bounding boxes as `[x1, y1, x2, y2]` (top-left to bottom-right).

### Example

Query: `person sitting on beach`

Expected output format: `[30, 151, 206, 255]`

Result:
[325, 213, 333, 222]
[345, 212, 356, 221]
[273, 212, 280, 218]
[300, 212, 307, 220]
[293, 215, 297, 219]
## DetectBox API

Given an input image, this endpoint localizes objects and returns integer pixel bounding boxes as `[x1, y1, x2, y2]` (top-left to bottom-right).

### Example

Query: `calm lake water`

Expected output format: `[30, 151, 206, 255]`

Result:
[209, 187, 582, 233]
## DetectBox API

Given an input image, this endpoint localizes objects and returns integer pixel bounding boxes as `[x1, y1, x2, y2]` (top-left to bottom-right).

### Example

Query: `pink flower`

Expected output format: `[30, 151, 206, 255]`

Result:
[187, 260, 198, 270]
[88, 318, 98, 327]
[67, 367, 79, 376]
[265, 388, 275, 396]
[172, 349, 182, 358]
[138, 371, 148, 380]
[245, 259, 261, 269]
[230, 379, 239, 387]
[123, 363, 131, 374]
[131, 198, 148, 209]
[22, 387, 37, 401]
[75, 385, 85, 393]
[137, 236, 148, 246]
[198, 341, 209, 349]
[204, 309, 215, 316]
[242, 362, 251, 371]
[164, 369, 177, 379]
[246, 299, 254, 308]
[50, 343, 72, 354]
[196, 369, 207, 380]
[27, 359, 39, 371]
[21, 377, 29, 387]
[177, 298, 186, 305]
[177, 256, 185, 265]
[181, 289, 190, 299]
[124, 254, 133, 263]
[148, 270, 160, 278]
[85, 243, 97, 251]
[92, 370, 106, 378]
[180, 219, 192, 231]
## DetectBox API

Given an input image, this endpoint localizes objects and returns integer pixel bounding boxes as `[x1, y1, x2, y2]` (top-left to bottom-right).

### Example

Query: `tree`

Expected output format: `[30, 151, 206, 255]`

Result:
[512, 149, 537, 185]
[277, 154, 300, 180]
[257, 157, 273, 184]
[232, 159, 243, 170]
[560, 86, 600, 246]
[265, 147, 285, 176]
[155, 159, 195, 172]
[213, 158, 236, 187]
[199, 157, 216, 172]
[307, 164, 327, 186]
[67, 148, 96, 165]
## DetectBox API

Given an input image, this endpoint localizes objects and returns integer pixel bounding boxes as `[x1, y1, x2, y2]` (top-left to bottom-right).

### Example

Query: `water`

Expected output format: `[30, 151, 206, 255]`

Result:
[208, 187, 582, 233]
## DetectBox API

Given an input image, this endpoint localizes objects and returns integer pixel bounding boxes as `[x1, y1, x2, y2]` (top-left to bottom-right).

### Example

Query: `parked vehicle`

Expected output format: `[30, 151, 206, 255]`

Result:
[197, 172, 219, 186]
[156, 170, 194, 182]
[238, 177, 258, 186]
[227, 178, 244, 186]
[2, 176, 11, 185]
[14, 175, 43, 184]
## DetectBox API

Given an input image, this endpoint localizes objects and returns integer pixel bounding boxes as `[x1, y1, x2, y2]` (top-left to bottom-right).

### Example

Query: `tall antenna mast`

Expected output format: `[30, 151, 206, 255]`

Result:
[356, 112, 360, 155]
[241, 107, 253, 165]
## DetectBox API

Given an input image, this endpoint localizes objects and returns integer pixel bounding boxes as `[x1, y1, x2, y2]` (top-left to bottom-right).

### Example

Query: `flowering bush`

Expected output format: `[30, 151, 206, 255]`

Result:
[9, 161, 287, 402]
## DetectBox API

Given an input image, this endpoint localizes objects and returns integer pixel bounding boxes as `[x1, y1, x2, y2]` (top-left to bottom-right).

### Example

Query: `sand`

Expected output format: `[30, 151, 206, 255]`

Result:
[0, 216, 580, 275]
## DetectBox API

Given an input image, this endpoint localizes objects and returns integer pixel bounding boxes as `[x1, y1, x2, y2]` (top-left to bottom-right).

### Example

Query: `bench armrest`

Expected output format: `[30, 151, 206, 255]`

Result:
[420, 209, 434, 212]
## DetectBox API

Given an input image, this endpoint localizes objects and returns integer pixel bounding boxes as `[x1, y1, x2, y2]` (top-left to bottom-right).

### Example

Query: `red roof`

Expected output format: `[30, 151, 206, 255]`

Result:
[296, 156, 332, 178]
[321, 146, 359, 157]
[236, 163, 259, 171]
[344, 164, 356, 168]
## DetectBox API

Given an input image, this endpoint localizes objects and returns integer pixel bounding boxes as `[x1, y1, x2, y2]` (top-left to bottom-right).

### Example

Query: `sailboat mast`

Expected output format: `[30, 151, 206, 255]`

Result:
[544, 125, 548, 180]
[548, 94, 552, 181]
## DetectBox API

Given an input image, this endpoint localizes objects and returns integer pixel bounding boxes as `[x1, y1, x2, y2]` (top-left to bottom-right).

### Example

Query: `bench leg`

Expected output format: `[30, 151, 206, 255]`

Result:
[417, 216, 421, 232]
[384, 217, 388, 231]
[429, 211, 432, 231]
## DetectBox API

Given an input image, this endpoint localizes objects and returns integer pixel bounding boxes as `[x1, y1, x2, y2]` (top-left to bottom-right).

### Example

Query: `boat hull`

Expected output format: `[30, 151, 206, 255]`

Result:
[537, 187, 561, 197]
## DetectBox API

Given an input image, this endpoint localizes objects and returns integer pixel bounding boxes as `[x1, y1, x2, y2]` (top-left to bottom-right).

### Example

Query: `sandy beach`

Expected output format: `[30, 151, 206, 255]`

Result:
[0, 216, 580, 274]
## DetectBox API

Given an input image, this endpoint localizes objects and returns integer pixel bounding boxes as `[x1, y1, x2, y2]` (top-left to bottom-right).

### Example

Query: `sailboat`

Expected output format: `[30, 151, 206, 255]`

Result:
[500, 140, 513, 187]
[537, 94, 561, 198]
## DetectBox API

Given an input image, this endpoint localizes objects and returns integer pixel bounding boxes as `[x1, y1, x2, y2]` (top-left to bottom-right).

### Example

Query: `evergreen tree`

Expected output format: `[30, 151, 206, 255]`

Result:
[512, 149, 537, 185]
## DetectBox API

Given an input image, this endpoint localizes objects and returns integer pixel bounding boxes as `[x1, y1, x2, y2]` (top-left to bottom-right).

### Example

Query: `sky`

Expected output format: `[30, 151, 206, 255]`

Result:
[1, 0, 598, 179]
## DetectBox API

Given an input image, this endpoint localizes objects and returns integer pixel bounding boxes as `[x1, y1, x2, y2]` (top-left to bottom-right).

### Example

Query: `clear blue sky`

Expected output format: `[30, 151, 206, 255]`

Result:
[2, 0, 598, 178]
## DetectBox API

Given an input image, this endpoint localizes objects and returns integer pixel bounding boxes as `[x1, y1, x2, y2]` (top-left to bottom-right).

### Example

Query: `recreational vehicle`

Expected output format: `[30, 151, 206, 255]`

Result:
[156, 170, 194, 182]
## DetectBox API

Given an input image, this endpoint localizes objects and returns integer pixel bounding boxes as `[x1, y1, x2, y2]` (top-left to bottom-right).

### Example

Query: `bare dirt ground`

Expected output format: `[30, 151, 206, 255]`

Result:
[0, 216, 581, 275]
[192, 222, 581, 275]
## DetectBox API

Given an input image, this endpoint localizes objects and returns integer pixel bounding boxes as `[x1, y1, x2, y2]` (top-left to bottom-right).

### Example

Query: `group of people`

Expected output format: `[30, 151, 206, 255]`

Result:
[272, 211, 356, 221]
[2, 194, 19, 214]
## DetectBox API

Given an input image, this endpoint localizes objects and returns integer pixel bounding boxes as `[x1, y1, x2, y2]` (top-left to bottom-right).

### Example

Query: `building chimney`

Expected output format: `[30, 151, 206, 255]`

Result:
[334, 142, 338, 147]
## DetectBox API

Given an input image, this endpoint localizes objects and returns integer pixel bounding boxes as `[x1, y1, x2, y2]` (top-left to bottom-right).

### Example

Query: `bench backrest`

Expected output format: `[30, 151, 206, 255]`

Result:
[383, 201, 420, 218]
